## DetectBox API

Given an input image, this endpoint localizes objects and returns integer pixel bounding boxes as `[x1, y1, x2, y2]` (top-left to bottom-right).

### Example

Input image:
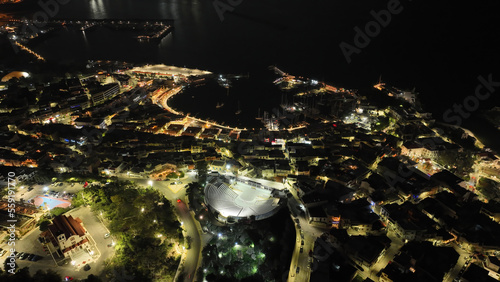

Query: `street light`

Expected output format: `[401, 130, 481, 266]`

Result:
[148, 180, 153, 186]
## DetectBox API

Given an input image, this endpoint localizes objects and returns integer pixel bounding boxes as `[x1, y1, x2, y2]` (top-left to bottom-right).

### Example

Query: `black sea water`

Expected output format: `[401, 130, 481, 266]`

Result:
[21, 0, 500, 148]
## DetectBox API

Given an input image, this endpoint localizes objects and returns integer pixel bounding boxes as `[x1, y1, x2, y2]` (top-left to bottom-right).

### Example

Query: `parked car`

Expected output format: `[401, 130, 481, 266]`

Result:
[30, 255, 42, 261]
[19, 252, 29, 260]
[27, 187, 34, 192]
[0, 249, 7, 256]
[27, 254, 35, 261]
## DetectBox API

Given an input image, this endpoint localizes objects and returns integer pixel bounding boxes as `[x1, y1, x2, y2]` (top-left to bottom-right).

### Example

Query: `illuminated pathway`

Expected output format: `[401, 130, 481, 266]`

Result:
[14, 42, 45, 61]
[156, 85, 243, 133]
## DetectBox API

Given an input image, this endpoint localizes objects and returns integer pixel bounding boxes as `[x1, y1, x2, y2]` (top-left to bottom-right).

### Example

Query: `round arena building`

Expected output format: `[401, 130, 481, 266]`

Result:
[204, 173, 284, 223]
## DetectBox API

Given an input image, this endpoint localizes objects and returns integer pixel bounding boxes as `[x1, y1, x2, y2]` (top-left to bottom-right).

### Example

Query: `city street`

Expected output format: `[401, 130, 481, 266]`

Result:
[176, 200, 202, 281]
[285, 182, 327, 282]
[360, 229, 405, 281]
[444, 242, 473, 282]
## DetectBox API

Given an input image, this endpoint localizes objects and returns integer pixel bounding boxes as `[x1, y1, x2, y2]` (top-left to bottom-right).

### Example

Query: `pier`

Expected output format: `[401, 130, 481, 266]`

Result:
[7, 18, 175, 44]
[14, 42, 45, 61]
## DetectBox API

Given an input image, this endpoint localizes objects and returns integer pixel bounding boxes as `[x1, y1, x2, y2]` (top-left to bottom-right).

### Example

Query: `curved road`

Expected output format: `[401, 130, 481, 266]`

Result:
[285, 182, 328, 282]
[122, 173, 202, 282]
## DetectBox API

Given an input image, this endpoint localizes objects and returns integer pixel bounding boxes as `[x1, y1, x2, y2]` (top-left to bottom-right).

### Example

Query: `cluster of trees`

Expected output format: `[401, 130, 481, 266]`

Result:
[437, 150, 475, 178]
[166, 171, 184, 179]
[477, 178, 500, 201]
[437, 126, 477, 150]
[372, 116, 391, 132]
[71, 180, 182, 281]
[202, 210, 294, 282]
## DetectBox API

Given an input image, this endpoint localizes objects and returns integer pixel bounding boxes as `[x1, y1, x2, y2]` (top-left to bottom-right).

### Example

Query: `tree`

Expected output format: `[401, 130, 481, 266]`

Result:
[85, 274, 102, 282]
[33, 269, 62, 282]
[196, 161, 208, 184]
[38, 219, 51, 232]
[437, 150, 475, 175]
[50, 207, 69, 217]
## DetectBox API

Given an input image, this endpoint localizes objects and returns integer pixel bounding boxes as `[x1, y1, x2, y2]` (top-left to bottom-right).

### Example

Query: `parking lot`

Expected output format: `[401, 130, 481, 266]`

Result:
[1, 199, 114, 280]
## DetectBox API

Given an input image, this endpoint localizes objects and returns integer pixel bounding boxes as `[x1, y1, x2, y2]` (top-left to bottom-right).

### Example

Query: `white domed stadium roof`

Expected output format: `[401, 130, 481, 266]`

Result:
[204, 176, 281, 220]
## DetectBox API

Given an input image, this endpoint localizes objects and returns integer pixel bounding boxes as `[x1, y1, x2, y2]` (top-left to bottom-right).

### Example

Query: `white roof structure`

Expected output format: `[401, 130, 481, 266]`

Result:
[204, 175, 282, 220]
[131, 64, 212, 77]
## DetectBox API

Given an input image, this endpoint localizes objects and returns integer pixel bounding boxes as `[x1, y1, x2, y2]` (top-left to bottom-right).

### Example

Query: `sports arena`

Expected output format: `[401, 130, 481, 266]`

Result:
[204, 173, 284, 223]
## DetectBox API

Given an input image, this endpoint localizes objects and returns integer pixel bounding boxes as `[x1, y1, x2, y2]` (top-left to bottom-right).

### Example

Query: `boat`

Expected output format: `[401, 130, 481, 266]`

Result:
[217, 75, 232, 88]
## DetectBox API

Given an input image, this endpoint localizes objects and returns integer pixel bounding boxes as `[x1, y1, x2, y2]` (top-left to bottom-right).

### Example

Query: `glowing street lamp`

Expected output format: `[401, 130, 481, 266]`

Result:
[148, 180, 153, 186]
